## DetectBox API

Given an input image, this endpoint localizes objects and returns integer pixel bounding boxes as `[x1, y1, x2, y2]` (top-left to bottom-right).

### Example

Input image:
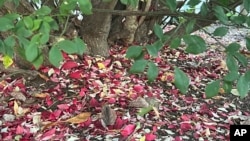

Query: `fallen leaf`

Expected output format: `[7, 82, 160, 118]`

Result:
[231, 89, 240, 96]
[33, 92, 50, 98]
[101, 105, 117, 126]
[64, 112, 91, 124]
[10, 91, 26, 102]
[129, 97, 149, 108]
[13, 100, 30, 117]
[97, 62, 106, 69]
[121, 124, 136, 137]
[38, 73, 50, 81]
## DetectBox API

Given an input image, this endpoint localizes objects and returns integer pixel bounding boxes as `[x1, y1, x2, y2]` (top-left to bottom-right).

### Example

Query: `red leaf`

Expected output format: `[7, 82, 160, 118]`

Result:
[180, 122, 192, 132]
[121, 124, 136, 137]
[61, 61, 78, 70]
[133, 85, 144, 93]
[181, 114, 190, 121]
[57, 104, 69, 110]
[90, 98, 100, 107]
[174, 136, 182, 141]
[41, 128, 56, 140]
[69, 71, 82, 79]
[145, 133, 157, 141]
[16, 125, 25, 134]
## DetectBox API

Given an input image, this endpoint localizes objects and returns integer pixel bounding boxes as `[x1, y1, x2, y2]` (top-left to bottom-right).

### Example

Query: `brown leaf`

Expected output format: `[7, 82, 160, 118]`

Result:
[64, 112, 91, 124]
[10, 91, 26, 102]
[33, 92, 50, 98]
[129, 97, 149, 108]
[101, 105, 117, 126]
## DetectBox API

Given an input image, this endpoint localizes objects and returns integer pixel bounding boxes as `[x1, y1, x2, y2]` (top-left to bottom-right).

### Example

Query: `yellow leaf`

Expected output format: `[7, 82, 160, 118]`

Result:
[14, 100, 19, 116]
[64, 112, 91, 124]
[33, 92, 50, 98]
[140, 136, 146, 141]
[3, 55, 13, 68]
[97, 62, 105, 69]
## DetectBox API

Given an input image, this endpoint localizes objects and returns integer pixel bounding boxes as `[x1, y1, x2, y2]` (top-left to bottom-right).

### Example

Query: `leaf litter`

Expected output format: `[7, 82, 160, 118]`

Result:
[0, 26, 250, 140]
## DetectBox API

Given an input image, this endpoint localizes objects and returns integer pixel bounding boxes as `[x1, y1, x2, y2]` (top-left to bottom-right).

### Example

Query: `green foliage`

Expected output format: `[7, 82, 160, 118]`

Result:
[126, 46, 143, 59]
[165, 0, 177, 12]
[147, 62, 158, 82]
[174, 67, 190, 94]
[213, 6, 228, 24]
[170, 37, 181, 49]
[183, 35, 207, 54]
[237, 74, 250, 98]
[129, 59, 148, 73]
[205, 80, 220, 98]
[213, 27, 228, 37]
[120, 0, 139, 7]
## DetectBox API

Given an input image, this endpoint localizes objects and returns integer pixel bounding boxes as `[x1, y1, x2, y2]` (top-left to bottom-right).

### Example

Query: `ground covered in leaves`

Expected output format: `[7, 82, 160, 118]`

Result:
[1, 26, 250, 141]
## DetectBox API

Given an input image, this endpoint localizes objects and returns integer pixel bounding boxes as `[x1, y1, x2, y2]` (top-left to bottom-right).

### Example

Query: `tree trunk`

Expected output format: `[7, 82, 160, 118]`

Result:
[80, 0, 118, 57]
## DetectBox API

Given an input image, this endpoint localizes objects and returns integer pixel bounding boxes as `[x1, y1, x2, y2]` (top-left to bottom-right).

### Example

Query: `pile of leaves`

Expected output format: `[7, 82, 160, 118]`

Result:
[1, 30, 250, 140]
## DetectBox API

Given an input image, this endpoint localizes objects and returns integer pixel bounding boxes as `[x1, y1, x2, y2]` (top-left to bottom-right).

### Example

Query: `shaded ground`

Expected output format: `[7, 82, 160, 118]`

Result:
[0, 25, 250, 141]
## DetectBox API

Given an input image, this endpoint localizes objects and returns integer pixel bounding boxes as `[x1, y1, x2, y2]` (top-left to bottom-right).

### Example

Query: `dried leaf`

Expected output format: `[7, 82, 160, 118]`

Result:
[13, 100, 30, 116]
[101, 105, 117, 126]
[10, 91, 26, 102]
[64, 112, 91, 124]
[38, 73, 49, 81]
[129, 97, 149, 108]
[33, 92, 50, 98]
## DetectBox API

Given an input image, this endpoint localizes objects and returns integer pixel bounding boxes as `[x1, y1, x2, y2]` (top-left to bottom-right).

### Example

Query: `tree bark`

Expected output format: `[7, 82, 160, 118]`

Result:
[80, 0, 118, 57]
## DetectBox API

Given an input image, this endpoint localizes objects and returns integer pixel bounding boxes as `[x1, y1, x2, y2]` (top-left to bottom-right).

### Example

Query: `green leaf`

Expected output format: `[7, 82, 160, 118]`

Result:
[185, 19, 196, 34]
[59, 1, 77, 15]
[57, 40, 77, 54]
[23, 16, 34, 29]
[49, 46, 63, 67]
[4, 36, 15, 57]
[40, 33, 50, 44]
[129, 59, 148, 73]
[246, 37, 250, 51]
[170, 37, 181, 49]
[237, 74, 249, 99]
[153, 24, 163, 39]
[4, 36, 15, 48]
[78, 0, 93, 15]
[147, 62, 158, 82]
[146, 45, 158, 57]
[0, 1, 5, 7]
[39, 22, 51, 34]
[223, 71, 239, 82]
[16, 27, 33, 38]
[226, 53, 238, 72]
[32, 19, 42, 31]
[223, 81, 232, 93]
[126, 46, 143, 59]
[231, 15, 246, 25]
[128, 0, 139, 7]
[165, 0, 177, 12]
[187, 0, 201, 7]
[120, 0, 129, 5]
[234, 52, 247, 67]
[32, 54, 43, 70]
[243, 0, 250, 12]
[183, 35, 206, 54]
[205, 80, 220, 98]
[0, 17, 14, 31]
[74, 38, 86, 55]
[25, 43, 39, 62]
[213, 6, 228, 24]
[199, 3, 208, 16]
[213, 27, 228, 37]
[153, 40, 164, 51]
[174, 67, 190, 94]
[226, 43, 241, 53]
[138, 106, 153, 116]
[35, 6, 51, 16]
